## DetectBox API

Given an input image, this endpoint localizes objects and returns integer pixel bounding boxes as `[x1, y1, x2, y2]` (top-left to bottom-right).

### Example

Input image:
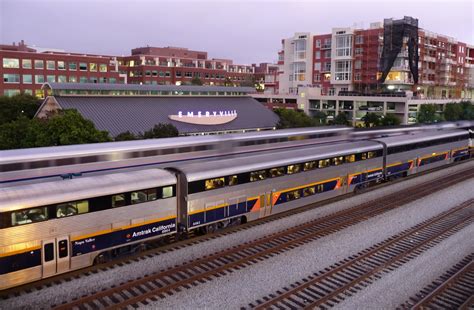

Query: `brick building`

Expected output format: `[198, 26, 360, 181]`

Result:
[1, 42, 255, 97]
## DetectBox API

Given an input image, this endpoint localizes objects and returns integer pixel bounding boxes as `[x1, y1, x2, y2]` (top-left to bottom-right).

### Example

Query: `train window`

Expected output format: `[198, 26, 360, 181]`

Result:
[250, 170, 267, 182]
[131, 190, 148, 204]
[161, 148, 175, 155]
[227, 175, 238, 186]
[331, 156, 344, 166]
[58, 240, 68, 258]
[345, 155, 356, 163]
[303, 186, 316, 197]
[79, 156, 98, 164]
[56, 200, 89, 218]
[304, 161, 317, 171]
[286, 190, 301, 201]
[112, 194, 126, 208]
[205, 178, 225, 190]
[269, 167, 285, 178]
[44, 243, 54, 262]
[287, 164, 301, 174]
[367, 151, 376, 159]
[162, 186, 174, 198]
[318, 159, 330, 168]
[29, 160, 49, 169]
[317, 184, 324, 193]
[178, 147, 192, 153]
[361, 153, 367, 160]
[1, 162, 25, 172]
[55, 158, 76, 166]
[143, 150, 160, 157]
[11, 207, 48, 226]
[193, 145, 211, 152]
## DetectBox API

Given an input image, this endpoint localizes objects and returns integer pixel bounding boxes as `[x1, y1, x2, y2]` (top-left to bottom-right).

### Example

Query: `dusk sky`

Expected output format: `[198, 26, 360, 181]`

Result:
[1, 0, 473, 65]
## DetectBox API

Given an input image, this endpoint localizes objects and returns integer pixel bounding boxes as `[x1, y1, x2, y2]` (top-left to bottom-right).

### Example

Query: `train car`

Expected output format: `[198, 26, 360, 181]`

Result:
[0, 126, 351, 185]
[373, 129, 470, 179]
[167, 141, 384, 234]
[0, 169, 177, 290]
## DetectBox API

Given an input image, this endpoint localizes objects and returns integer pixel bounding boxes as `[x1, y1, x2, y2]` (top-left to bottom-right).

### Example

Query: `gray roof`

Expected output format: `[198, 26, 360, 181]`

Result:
[53, 96, 280, 136]
[43, 83, 255, 93]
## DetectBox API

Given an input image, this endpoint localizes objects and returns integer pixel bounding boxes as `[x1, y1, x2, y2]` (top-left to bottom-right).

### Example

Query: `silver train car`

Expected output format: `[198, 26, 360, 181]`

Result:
[0, 129, 471, 290]
[0, 126, 352, 185]
[0, 169, 177, 290]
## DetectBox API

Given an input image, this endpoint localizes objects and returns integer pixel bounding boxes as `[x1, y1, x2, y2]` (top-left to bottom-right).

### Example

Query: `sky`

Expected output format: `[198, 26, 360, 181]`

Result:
[0, 0, 473, 65]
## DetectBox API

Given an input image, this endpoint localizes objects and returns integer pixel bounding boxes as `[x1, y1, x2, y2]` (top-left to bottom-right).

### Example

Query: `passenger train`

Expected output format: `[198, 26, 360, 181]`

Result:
[0, 129, 472, 290]
[1, 120, 473, 185]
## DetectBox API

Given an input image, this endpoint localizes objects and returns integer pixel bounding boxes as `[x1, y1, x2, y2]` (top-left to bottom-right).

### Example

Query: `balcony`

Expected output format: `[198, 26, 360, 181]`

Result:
[321, 44, 332, 49]
[423, 56, 436, 62]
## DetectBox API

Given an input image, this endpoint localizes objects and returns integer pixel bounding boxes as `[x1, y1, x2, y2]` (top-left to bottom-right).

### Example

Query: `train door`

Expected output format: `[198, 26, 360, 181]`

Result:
[42, 236, 70, 278]
[259, 194, 266, 218]
[264, 191, 273, 216]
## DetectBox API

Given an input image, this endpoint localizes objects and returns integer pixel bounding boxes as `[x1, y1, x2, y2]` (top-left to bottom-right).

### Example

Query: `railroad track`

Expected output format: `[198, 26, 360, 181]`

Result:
[2, 162, 470, 300]
[51, 168, 474, 309]
[399, 254, 474, 310]
[249, 199, 474, 310]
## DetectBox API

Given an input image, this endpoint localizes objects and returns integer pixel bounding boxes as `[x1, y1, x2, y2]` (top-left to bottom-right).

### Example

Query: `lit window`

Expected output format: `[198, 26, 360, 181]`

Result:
[89, 63, 97, 72]
[269, 167, 285, 178]
[35, 89, 44, 98]
[58, 75, 67, 83]
[131, 188, 157, 204]
[12, 207, 48, 226]
[287, 164, 301, 174]
[46, 60, 55, 70]
[56, 200, 89, 217]
[345, 154, 356, 163]
[23, 89, 33, 95]
[227, 175, 238, 186]
[318, 159, 330, 168]
[3, 58, 19, 68]
[69, 76, 77, 83]
[57, 61, 66, 70]
[99, 64, 107, 72]
[4, 89, 20, 96]
[205, 177, 225, 190]
[22, 59, 32, 69]
[250, 170, 267, 182]
[367, 151, 376, 159]
[304, 161, 317, 171]
[162, 186, 174, 198]
[286, 190, 301, 201]
[303, 186, 316, 197]
[112, 194, 126, 208]
[332, 156, 344, 166]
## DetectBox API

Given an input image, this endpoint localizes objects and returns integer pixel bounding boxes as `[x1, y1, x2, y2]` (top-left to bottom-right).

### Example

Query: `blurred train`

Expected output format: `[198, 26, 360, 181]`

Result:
[0, 128, 472, 289]
[1, 121, 473, 185]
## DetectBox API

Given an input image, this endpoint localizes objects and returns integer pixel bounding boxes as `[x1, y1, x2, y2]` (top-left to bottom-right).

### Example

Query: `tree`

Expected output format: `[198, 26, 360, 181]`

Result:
[115, 131, 138, 141]
[361, 112, 381, 127]
[142, 123, 179, 139]
[333, 113, 350, 126]
[460, 101, 474, 120]
[380, 113, 401, 126]
[190, 76, 203, 86]
[417, 104, 438, 123]
[0, 116, 43, 150]
[443, 103, 463, 121]
[312, 111, 327, 126]
[0, 94, 41, 124]
[39, 109, 111, 146]
[274, 109, 317, 129]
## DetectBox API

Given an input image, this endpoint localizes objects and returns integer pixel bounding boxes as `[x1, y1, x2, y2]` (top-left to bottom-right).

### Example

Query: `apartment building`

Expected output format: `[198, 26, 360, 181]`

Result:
[252, 62, 279, 94]
[1, 42, 255, 97]
[278, 16, 473, 100]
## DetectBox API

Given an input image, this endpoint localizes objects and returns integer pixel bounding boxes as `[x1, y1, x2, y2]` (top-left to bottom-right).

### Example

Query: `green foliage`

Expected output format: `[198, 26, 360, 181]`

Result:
[190, 76, 203, 86]
[142, 123, 179, 139]
[0, 109, 111, 150]
[0, 94, 41, 123]
[361, 112, 381, 127]
[115, 131, 138, 141]
[333, 113, 350, 126]
[417, 104, 438, 124]
[443, 103, 464, 121]
[460, 101, 474, 120]
[274, 109, 317, 129]
[312, 111, 327, 125]
[380, 113, 401, 126]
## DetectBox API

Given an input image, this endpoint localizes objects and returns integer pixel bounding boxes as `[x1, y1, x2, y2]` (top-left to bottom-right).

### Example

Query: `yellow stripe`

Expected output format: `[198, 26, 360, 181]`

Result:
[452, 146, 469, 152]
[0, 245, 41, 258]
[419, 151, 448, 161]
[71, 215, 176, 241]
[386, 161, 402, 168]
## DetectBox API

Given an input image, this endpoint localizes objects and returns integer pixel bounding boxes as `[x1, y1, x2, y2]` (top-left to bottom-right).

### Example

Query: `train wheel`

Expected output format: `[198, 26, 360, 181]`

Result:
[206, 223, 218, 234]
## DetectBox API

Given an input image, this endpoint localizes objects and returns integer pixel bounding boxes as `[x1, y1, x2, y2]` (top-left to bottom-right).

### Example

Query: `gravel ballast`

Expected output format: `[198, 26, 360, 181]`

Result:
[1, 161, 473, 309]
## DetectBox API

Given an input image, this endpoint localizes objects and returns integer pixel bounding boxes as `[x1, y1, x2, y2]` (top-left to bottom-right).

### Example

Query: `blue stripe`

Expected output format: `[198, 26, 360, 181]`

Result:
[0, 249, 41, 275]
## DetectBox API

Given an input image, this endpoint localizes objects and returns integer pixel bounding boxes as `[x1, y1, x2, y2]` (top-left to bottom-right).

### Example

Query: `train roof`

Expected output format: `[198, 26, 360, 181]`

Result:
[373, 129, 468, 147]
[0, 169, 176, 212]
[171, 140, 381, 182]
[0, 126, 350, 164]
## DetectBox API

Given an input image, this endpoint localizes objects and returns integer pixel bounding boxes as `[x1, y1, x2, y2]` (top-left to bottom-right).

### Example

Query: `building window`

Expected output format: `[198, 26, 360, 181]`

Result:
[354, 60, 362, 69]
[69, 76, 77, 83]
[99, 77, 107, 83]
[89, 76, 98, 83]
[3, 58, 20, 68]
[336, 35, 353, 57]
[34, 60, 44, 69]
[185, 72, 192, 78]
[57, 61, 66, 70]
[46, 60, 55, 70]
[3, 74, 20, 83]
[176, 71, 182, 77]
[145, 70, 151, 76]
[4, 89, 20, 96]
[355, 48, 363, 55]
[23, 74, 32, 84]
[89, 63, 97, 72]
[152, 70, 158, 76]
[315, 51, 321, 59]
[355, 73, 361, 81]
[58, 75, 67, 83]
[35, 89, 44, 98]
[109, 77, 116, 83]
[22, 59, 32, 69]
[355, 35, 364, 44]
[79, 63, 87, 71]
[165, 71, 171, 77]
[315, 74, 321, 82]
[99, 64, 107, 72]
[24, 89, 33, 95]
[334, 60, 352, 81]
[324, 50, 331, 58]
[323, 62, 331, 71]
[79, 76, 88, 83]
[47, 75, 55, 83]
[35, 75, 45, 84]
[69, 62, 77, 71]
[314, 62, 321, 71]
[315, 39, 321, 48]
